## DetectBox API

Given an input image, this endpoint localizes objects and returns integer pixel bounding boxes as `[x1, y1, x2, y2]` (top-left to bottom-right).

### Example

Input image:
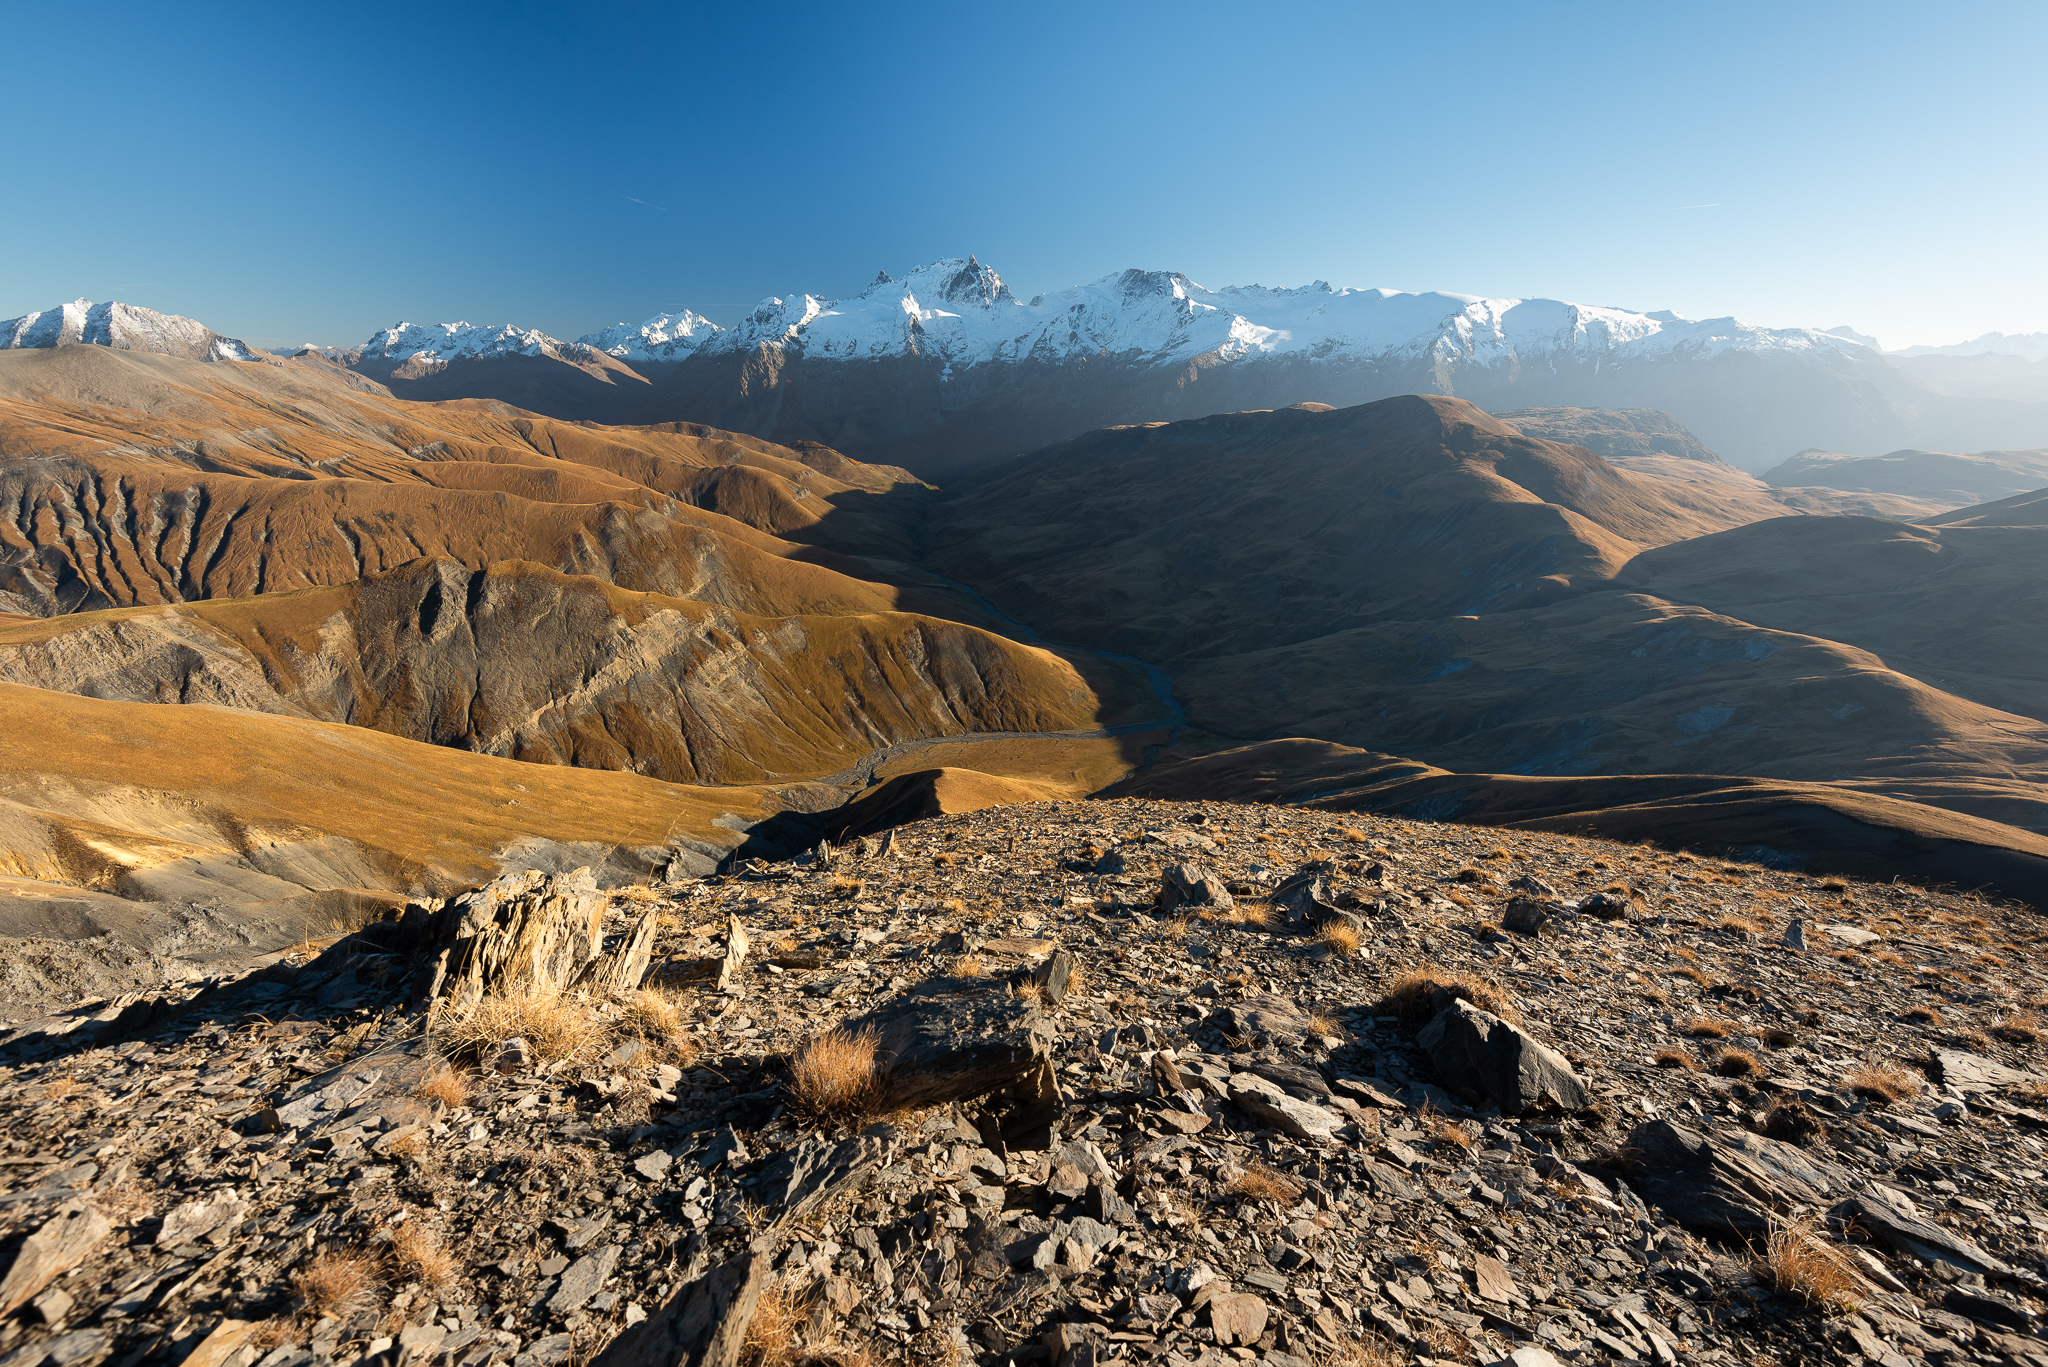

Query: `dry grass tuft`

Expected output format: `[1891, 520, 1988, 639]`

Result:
[1380, 967, 1521, 1025]
[949, 953, 985, 978]
[1228, 1161, 1303, 1205]
[1903, 1007, 1943, 1027]
[413, 1064, 469, 1110]
[1680, 1015, 1731, 1039]
[1162, 915, 1192, 939]
[1226, 901, 1276, 928]
[1317, 920, 1363, 955]
[1326, 1333, 1404, 1367]
[1761, 1217, 1860, 1313]
[1443, 889, 1475, 911]
[786, 1027, 880, 1119]
[932, 851, 958, 867]
[1454, 866, 1488, 884]
[443, 986, 611, 1065]
[386, 1222, 455, 1289]
[1654, 1047, 1697, 1070]
[1991, 1011, 2041, 1045]
[743, 1277, 801, 1367]
[1846, 1063, 1918, 1104]
[1306, 1010, 1345, 1039]
[626, 986, 699, 1066]
[1713, 1047, 1761, 1077]
[1339, 828, 1369, 844]
[1763, 1027, 1798, 1049]
[292, 1250, 380, 1319]
[1672, 966, 1713, 988]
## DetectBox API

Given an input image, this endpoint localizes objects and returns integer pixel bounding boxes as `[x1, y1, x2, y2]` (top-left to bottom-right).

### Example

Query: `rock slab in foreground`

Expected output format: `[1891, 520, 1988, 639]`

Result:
[1416, 998, 1589, 1114]
[589, 1252, 768, 1367]
[1622, 1119, 1845, 1234]
[847, 977, 1057, 1112]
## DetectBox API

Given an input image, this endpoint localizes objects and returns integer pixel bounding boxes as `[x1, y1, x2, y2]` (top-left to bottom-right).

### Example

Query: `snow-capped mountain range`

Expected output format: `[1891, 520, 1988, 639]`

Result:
[0, 298, 255, 362]
[354, 257, 1879, 376]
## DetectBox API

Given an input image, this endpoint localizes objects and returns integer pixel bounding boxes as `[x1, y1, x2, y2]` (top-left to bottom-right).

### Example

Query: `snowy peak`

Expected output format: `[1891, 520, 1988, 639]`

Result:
[0, 298, 256, 362]
[568, 259, 1886, 375]
[358, 320, 595, 367]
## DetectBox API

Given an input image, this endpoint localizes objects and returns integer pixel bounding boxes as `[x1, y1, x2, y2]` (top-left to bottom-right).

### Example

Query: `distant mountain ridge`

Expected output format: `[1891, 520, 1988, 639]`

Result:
[8, 264, 2048, 475]
[0, 298, 256, 362]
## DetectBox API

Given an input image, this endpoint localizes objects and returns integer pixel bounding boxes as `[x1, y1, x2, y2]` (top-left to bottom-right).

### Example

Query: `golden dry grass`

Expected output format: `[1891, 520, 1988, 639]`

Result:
[413, 1065, 469, 1109]
[1761, 1217, 1860, 1313]
[786, 1027, 879, 1119]
[1317, 920, 1363, 954]
[949, 953, 985, 978]
[442, 986, 612, 1066]
[1680, 1015, 1731, 1039]
[292, 1250, 380, 1319]
[1713, 1047, 1761, 1078]
[1162, 915, 1192, 939]
[1228, 1161, 1303, 1205]
[1381, 967, 1521, 1025]
[386, 1222, 455, 1289]
[1306, 1010, 1344, 1038]
[1903, 1007, 1943, 1026]
[1654, 1047, 1697, 1070]
[1326, 1334, 1404, 1367]
[1339, 827, 1369, 843]
[626, 986, 698, 1066]
[1846, 1063, 1918, 1103]
[1992, 1011, 2042, 1044]
[1226, 901, 1275, 928]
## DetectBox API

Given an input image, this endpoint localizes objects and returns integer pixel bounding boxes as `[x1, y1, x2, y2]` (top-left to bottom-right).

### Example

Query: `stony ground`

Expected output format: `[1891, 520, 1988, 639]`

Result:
[2, 798, 2046, 1367]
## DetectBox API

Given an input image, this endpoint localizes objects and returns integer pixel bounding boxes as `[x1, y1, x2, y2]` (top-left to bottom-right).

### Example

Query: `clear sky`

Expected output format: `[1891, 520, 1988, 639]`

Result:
[7, 0, 2042, 351]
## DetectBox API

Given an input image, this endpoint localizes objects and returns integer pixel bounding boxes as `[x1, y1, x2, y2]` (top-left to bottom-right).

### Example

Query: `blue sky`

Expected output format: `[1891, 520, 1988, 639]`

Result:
[7, 0, 2042, 349]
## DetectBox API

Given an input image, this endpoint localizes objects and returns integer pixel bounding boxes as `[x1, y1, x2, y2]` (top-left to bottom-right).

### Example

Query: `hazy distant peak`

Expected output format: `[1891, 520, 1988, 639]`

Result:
[0, 298, 256, 362]
[1822, 325, 1881, 351]
[1896, 331, 2048, 362]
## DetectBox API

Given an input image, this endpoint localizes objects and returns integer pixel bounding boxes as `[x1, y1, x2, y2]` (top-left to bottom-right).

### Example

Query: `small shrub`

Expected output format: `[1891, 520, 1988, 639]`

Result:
[1761, 1217, 1860, 1313]
[1654, 1047, 1696, 1070]
[1228, 1161, 1302, 1205]
[1380, 968, 1521, 1025]
[1317, 921, 1362, 954]
[1761, 1098, 1826, 1145]
[292, 1250, 380, 1319]
[386, 1222, 455, 1289]
[1713, 1047, 1761, 1078]
[626, 987, 698, 1066]
[1846, 1063, 1917, 1104]
[413, 1064, 469, 1110]
[444, 987, 611, 1066]
[1991, 1011, 2041, 1045]
[787, 1027, 879, 1118]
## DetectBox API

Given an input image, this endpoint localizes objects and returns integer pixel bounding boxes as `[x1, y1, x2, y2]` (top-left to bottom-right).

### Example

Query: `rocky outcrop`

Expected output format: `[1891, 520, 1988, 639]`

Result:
[1415, 999, 1590, 1114]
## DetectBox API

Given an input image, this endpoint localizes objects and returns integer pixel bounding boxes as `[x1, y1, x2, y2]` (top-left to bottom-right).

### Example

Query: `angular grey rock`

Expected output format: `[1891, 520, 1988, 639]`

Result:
[1621, 1119, 1845, 1234]
[1579, 891, 1641, 922]
[1835, 1182, 2013, 1277]
[1030, 950, 1076, 1004]
[1206, 1292, 1269, 1346]
[1781, 919, 1808, 951]
[0, 1202, 112, 1317]
[1213, 993, 1313, 1048]
[844, 976, 1056, 1112]
[587, 1255, 768, 1367]
[1500, 896, 1559, 936]
[1227, 1073, 1340, 1143]
[422, 867, 608, 1012]
[1157, 864, 1233, 914]
[751, 1136, 886, 1223]
[1415, 999, 1589, 1114]
[1936, 1049, 2046, 1094]
[547, 1244, 621, 1315]
[632, 1150, 672, 1182]
[156, 1189, 250, 1246]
